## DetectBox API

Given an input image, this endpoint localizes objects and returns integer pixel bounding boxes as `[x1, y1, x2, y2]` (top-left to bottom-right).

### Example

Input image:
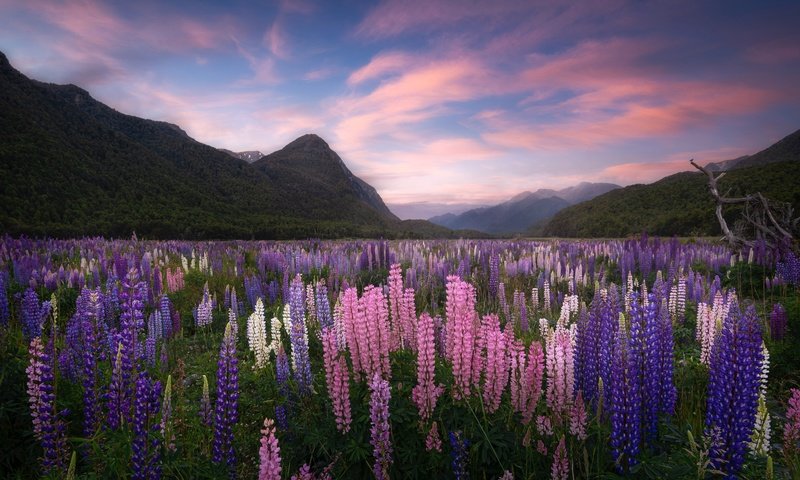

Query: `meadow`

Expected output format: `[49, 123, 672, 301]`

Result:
[1, 236, 798, 479]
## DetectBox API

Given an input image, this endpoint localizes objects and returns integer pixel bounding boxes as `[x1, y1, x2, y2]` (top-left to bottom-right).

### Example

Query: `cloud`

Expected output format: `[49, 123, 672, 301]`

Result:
[347, 51, 415, 85]
[264, 19, 290, 59]
[354, 0, 532, 38]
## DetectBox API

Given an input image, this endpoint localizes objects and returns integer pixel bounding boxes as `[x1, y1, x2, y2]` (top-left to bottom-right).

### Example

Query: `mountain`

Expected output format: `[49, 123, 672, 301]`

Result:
[540, 136, 800, 238]
[252, 134, 399, 221]
[429, 182, 619, 234]
[0, 51, 458, 239]
[219, 149, 264, 163]
[706, 129, 800, 171]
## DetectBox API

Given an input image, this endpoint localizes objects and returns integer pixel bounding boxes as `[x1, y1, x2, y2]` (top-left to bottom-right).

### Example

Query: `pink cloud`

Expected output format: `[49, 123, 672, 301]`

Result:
[333, 55, 506, 151]
[264, 20, 290, 59]
[19, 0, 234, 55]
[303, 67, 335, 81]
[355, 0, 532, 38]
[347, 51, 415, 85]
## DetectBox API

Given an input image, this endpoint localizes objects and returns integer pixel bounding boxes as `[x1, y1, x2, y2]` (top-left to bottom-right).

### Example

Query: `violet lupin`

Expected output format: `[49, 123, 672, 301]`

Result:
[107, 342, 126, 430]
[609, 311, 640, 472]
[275, 346, 291, 430]
[706, 302, 763, 477]
[132, 370, 162, 480]
[22, 287, 45, 339]
[315, 281, 333, 331]
[26, 337, 47, 439]
[369, 373, 392, 480]
[289, 275, 312, 396]
[119, 268, 145, 424]
[769, 303, 787, 341]
[449, 430, 470, 480]
[0, 271, 9, 327]
[27, 337, 68, 473]
[213, 322, 239, 477]
[488, 253, 499, 300]
[82, 294, 101, 437]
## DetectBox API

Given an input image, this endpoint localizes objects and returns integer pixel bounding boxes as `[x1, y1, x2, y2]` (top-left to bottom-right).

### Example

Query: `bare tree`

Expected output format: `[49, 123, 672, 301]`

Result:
[690, 159, 798, 250]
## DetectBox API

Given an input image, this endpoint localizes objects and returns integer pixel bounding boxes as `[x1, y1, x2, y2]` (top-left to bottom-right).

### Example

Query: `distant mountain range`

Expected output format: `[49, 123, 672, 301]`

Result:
[429, 182, 620, 234]
[540, 129, 800, 237]
[219, 149, 264, 163]
[0, 51, 466, 239]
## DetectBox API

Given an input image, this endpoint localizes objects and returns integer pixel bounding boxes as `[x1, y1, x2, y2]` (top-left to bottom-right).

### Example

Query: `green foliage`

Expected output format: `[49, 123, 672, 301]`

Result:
[540, 161, 800, 238]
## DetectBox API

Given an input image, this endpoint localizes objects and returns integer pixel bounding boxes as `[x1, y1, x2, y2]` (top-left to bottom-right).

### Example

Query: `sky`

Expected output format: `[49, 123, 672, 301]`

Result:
[1, 0, 799, 219]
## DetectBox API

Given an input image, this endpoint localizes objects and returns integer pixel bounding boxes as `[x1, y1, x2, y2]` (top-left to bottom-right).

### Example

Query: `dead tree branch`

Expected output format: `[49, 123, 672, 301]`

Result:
[690, 158, 796, 250]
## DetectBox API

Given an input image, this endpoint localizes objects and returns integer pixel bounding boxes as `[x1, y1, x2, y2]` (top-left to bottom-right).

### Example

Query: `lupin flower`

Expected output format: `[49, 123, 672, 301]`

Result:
[488, 253, 500, 300]
[388, 263, 404, 349]
[610, 310, 640, 472]
[769, 303, 787, 341]
[425, 422, 442, 452]
[551, 435, 569, 480]
[270, 316, 282, 354]
[445, 276, 480, 399]
[161, 375, 175, 453]
[119, 268, 145, 424]
[212, 322, 239, 476]
[289, 275, 313, 395]
[706, 303, 763, 477]
[200, 374, 212, 427]
[369, 373, 392, 480]
[315, 281, 333, 331]
[570, 390, 588, 440]
[275, 347, 291, 430]
[482, 315, 509, 414]
[247, 298, 270, 369]
[228, 308, 238, 339]
[750, 394, 771, 456]
[545, 325, 574, 417]
[0, 271, 9, 327]
[413, 313, 443, 421]
[322, 328, 352, 433]
[449, 430, 470, 480]
[26, 337, 47, 439]
[107, 342, 126, 430]
[510, 339, 544, 425]
[132, 371, 162, 480]
[783, 388, 800, 455]
[22, 287, 48, 339]
[258, 417, 281, 480]
[196, 282, 213, 328]
[34, 338, 68, 474]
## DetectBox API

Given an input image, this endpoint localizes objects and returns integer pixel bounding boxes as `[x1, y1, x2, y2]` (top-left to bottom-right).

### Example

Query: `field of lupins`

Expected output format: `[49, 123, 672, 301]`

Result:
[1, 236, 799, 479]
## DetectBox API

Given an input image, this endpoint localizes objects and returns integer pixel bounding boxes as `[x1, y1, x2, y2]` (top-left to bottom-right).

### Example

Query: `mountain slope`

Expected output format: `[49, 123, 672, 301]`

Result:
[253, 134, 399, 221]
[0, 51, 406, 239]
[539, 160, 800, 237]
[706, 129, 800, 171]
[429, 182, 619, 234]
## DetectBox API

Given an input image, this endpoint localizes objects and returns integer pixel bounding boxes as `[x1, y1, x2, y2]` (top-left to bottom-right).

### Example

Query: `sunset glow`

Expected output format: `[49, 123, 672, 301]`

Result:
[2, 0, 798, 217]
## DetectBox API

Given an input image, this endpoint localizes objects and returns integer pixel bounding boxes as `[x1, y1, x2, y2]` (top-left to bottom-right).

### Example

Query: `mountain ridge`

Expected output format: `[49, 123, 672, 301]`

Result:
[429, 182, 620, 234]
[0, 50, 452, 239]
[540, 131, 800, 237]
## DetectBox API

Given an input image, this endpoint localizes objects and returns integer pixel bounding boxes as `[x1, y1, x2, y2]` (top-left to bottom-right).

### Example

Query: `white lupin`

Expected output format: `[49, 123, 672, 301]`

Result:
[247, 298, 269, 369]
